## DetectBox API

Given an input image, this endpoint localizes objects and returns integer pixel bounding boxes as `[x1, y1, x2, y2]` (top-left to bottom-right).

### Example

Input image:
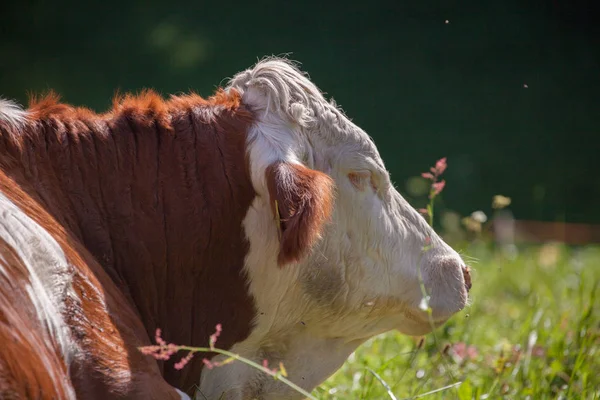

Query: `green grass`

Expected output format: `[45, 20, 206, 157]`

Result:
[315, 243, 600, 399]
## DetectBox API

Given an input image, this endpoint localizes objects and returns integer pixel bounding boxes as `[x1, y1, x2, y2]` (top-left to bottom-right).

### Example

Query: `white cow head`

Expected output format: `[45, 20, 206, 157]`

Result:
[198, 58, 471, 399]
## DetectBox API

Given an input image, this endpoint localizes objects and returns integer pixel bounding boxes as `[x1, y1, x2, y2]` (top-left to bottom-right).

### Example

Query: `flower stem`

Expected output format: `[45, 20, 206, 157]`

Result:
[173, 346, 317, 400]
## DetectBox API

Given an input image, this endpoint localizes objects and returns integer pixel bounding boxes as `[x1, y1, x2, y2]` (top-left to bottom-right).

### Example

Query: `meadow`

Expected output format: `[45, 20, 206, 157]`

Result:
[316, 242, 600, 399]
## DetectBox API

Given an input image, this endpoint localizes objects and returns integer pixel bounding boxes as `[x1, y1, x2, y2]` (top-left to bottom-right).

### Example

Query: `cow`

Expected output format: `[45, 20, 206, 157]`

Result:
[0, 57, 472, 399]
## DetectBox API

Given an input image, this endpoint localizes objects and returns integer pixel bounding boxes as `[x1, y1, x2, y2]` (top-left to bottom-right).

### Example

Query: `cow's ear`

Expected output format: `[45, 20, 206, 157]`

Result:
[265, 161, 334, 267]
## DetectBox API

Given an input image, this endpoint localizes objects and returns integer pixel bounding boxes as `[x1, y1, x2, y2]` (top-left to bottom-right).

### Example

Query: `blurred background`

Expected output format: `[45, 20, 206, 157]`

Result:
[1, 0, 599, 228]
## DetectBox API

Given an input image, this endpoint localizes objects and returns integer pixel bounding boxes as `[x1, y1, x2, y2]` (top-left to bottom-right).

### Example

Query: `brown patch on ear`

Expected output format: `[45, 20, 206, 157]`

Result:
[266, 162, 334, 267]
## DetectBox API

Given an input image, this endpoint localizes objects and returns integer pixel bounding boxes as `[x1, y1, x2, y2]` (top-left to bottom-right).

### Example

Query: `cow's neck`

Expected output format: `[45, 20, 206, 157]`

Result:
[0, 97, 257, 391]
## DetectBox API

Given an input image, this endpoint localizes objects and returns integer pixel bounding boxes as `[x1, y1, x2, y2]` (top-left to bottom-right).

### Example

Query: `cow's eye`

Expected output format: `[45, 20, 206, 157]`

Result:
[348, 170, 376, 192]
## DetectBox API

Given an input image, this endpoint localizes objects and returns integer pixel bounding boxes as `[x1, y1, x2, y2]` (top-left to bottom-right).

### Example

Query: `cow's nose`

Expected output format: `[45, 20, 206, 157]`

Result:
[462, 266, 472, 292]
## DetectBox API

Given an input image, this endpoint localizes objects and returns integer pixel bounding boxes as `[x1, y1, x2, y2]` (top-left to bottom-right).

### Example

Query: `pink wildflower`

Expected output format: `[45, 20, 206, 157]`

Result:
[203, 358, 216, 369]
[139, 324, 226, 371]
[262, 359, 279, 374]
[451, 342, 479, 363]
[139, 345, 160, 355]
[138, 329, 180, 361]
[155, 328, 166, 346]
[421, 157, 448, 201]
[434, 157, 447, 175]
[174, 351, 195, 370]
[431, 180, 446, 197]
[422, 157, 447, 181]
[209, 323, 222, 349]
[418, 208, 428, 215]
[531, 344, 546, 358]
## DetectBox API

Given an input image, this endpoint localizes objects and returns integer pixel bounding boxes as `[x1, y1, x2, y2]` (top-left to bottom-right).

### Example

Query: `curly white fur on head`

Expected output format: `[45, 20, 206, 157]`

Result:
[226, 57, 380, 193]
[228, 58, 319, 127]
[0, 98, 29, 131]
[226, 57, 362, 140]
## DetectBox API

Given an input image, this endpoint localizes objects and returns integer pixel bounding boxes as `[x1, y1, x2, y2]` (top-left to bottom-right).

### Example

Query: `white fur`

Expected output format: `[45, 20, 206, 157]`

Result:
[198, 58, 469, 399]
[0, 98, 29, 130]
[0, 192, 77, 399]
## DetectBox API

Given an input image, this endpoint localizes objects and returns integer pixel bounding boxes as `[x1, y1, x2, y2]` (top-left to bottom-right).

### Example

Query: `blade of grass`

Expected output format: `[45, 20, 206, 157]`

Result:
[367, 367, 398, 400]
[400, 382, 462, 400]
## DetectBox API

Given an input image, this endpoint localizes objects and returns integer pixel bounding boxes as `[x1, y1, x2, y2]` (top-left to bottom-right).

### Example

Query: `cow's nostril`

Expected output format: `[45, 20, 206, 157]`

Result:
[462, 266, 472, 291]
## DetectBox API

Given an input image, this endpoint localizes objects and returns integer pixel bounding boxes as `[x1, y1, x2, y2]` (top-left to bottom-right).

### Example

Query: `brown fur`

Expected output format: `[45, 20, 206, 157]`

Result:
[0, 88, 257, 398]
[0, 170, 183, 399]
[266, 161, 335, 266]
[0, 235, 72, 400]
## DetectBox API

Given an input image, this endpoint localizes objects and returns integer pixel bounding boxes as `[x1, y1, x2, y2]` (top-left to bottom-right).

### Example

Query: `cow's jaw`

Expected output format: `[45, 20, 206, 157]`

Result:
[195, 195, 467, 399]
[198, 330, 362, 400]
[195, 196, 376, 399]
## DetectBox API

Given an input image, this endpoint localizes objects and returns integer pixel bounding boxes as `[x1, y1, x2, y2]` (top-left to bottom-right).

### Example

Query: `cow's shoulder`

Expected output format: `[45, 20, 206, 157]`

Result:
[0, 172, 184, 399]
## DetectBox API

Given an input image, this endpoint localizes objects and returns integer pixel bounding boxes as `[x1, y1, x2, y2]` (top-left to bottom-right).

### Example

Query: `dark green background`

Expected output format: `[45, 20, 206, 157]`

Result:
[1, 0, 598, 223]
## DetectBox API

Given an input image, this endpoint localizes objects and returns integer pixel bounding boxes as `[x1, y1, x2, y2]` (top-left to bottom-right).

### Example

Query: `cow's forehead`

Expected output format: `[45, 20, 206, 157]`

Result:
[226, 58, 384, 164]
